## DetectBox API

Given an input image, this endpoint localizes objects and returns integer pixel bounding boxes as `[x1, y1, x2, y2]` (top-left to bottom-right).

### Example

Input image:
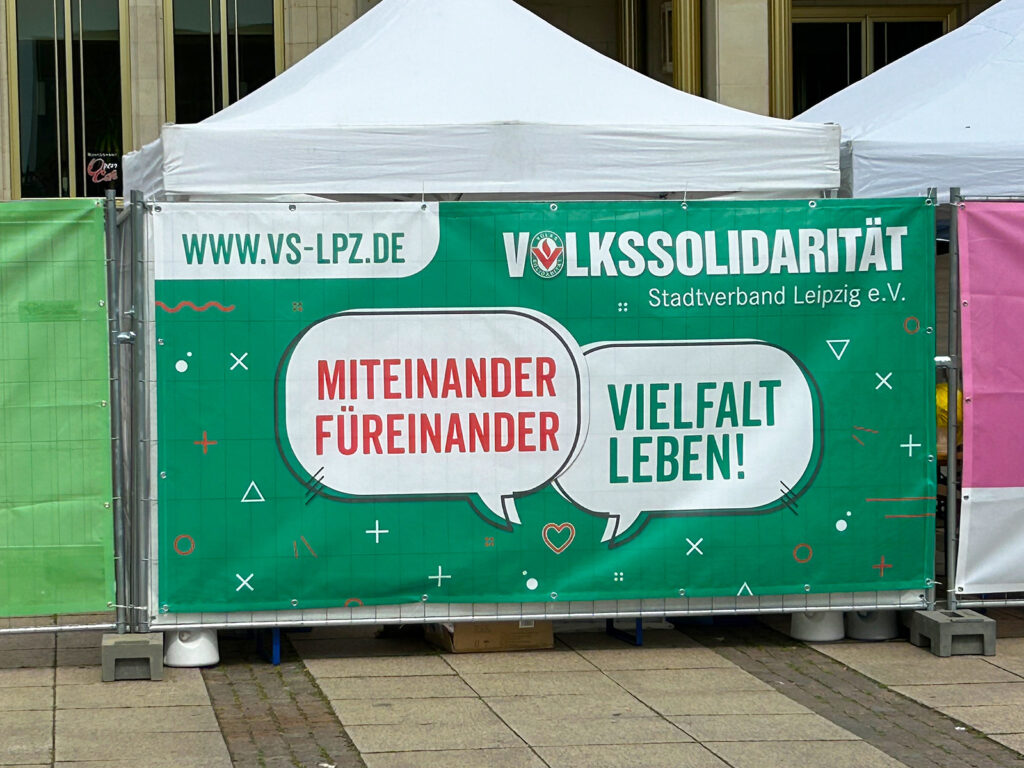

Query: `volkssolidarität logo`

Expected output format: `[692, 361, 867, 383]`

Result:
[529, 231, 565, 278]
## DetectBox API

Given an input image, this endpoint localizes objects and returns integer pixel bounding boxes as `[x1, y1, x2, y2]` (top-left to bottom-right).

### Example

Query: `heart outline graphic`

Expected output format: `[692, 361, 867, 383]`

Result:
[542, 522, 575, 554]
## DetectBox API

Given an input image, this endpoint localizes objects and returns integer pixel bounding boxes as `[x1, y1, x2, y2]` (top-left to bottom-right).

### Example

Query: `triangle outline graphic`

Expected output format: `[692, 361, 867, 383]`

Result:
[737, 582, 753, 596]
[241, 481, 265, 503]
[826, 339, 850, 361]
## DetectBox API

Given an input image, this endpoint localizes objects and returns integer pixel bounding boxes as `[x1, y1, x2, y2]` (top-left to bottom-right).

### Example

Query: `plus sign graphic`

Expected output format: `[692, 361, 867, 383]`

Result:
[193, 431, 218, 454]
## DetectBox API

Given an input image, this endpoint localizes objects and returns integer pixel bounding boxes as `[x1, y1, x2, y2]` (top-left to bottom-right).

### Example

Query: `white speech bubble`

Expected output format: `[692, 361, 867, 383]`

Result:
[277, 308, 585, 528]
[554, 341, 823, 547]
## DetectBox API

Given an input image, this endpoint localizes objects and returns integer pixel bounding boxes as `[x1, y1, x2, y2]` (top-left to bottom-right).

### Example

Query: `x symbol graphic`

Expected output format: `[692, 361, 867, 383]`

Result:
[235, 573, 254, 592]
[686, 537, 704, 556]
[875, 372, 893, 390]
[230, 352, 249, 371]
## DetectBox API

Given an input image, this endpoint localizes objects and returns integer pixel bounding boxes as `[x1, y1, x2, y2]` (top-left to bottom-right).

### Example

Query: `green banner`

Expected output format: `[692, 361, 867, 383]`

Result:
[0, 199, 113, 616]
[153, 199, 935, 613]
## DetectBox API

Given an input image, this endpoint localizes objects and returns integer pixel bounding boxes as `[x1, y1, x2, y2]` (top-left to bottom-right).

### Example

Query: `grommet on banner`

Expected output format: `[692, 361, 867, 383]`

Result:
[808, 200, 817, 208]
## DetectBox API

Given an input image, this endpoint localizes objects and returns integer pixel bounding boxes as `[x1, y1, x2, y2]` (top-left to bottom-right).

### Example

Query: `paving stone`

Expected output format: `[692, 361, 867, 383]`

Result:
[55, 667, 103, 686]
[0, 633, 55, 651]
[940, 705, 1024, 734]
[57, 668, 209, 709]
[331, 696, 494, 726]
[982, 655, 1024, 677]
[0, 668, 52, 688]
[640, 690, 810, 716]
[557, 629, 703, 652]
[0, 649, 55, 669]
[54, 757, 230, 768]
[504, 715, 693, 746]
[684, 617, 1024, 768]
[537, 742, 729, 767]
[205, 632, 364, 768]
[304, 654, 455, 678]
[55, 648, 100, 667]
[815, 642, 1021, 686]
[892, 682, 1024, 707]
[441, 649, 595, 674]
[321, 674, 475, 700]
[346, 719, 524, 753]
[485, 691, 654, 721]
[606, 667, 774, 695]
[0, 710, 52, 765]
[572, 645, 736, 670]
[671, 713, 857, 742]
[990, 734, 1024, 754]
[53, 730, 230, 763]
[362, 747, 546, 768]
[705, 740, 907, 768]
[56, 705, 220, 732]
[459, 670, 623, 697]
[0, 686, 53, 712]
[291, 635, 437, 659]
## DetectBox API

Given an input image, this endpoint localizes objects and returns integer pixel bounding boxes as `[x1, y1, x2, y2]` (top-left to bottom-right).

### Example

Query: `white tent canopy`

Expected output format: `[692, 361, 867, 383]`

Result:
[796, 0, 1024, 200]
[125, 0, 838, 199]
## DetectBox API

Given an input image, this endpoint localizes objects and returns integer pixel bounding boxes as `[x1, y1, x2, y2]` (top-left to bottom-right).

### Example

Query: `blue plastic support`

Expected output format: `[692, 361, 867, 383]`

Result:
[255, 628, 282, 665]
[605, 618, 644, 646]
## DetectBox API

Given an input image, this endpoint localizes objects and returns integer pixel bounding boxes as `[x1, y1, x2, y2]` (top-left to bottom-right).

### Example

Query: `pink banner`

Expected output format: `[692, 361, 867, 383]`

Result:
[960, 202, 1024, 489]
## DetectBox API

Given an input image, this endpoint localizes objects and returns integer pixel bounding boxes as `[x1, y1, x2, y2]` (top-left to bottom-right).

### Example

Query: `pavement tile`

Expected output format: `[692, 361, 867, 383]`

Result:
[56, 705, 220, 732]
[321, 674, 475, 700]
[573, 646, 736, 671]
[55, 648, 100, 667]
[0, 668, 52, 688]
[940, 705, 1024, 734]
[705, 740, 907, 768]
[670, 713, 857, 742]
[814, 641, 1021, 685]
[54, 731, 231, 764]
[639, 690, 810, 716]
[0, 710, 53, 765]
[459, 670, 623, 697]
[362, 747, 546, 767]
[292, 636, 437, 658]
[442, 649, 594, 674]
[55, 667, 103, 686]
[330, 696, 494, 726]
[983, 654, 1024, 677]
[538, 742, 728, 767]
[304, 654, 455, 678]
[992, 637, 1024, 656]
[485, 692, 653, 721]
[56, 668, 210, 709]
[606, 667, 773, 694]
[557, 630, 702, 651]
[0, 686, 53, 712]
[346, 719, 524, 753]
[55, 631, 105, 650]
[504, 715, 692, 746]
[0, 633, 55, 651]
[0, 649, 55, 669]
[990, 734, 1024, 754]
[892, 682, 1024, 707]
[55, 756, 231, 768]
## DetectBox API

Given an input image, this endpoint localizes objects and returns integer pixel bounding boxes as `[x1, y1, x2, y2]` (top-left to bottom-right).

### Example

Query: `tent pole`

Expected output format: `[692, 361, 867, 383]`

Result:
[946, 187, 961, 610]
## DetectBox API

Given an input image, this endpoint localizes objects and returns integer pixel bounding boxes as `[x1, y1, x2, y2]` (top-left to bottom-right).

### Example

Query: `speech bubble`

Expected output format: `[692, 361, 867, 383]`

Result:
[553, 340, 823, 547]
[275, 308, 585, 529]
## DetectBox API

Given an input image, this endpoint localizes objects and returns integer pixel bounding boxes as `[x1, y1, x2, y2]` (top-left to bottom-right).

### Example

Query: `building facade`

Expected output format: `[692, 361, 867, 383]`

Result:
[0, 0, 999, 201]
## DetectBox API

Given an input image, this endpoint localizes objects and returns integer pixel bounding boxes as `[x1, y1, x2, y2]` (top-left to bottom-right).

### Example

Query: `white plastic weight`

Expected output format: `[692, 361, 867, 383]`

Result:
[163, 629, 220, 667]
[789, 610, 845, 642]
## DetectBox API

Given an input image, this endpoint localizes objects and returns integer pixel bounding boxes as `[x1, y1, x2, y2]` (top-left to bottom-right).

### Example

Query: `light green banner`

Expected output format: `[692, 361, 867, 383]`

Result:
[153, 199, 935, 613]
[0, 200, 113, 616]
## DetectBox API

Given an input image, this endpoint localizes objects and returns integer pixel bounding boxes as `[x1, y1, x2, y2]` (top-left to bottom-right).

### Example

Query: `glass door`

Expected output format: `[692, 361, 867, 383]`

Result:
[11, 0, 128, 198]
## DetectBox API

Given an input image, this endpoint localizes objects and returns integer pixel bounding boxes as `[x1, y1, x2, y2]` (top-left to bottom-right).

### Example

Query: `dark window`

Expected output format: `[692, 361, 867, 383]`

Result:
[873, 20, 943, 70]
[15, 0, 122, 198]
[793, 22, 862, 115]
[173, 0, 275, 124]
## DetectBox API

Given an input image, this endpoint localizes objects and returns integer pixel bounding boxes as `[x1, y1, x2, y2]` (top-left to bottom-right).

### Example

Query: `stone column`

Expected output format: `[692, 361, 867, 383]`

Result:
[701, 0, 769, 115]
[128, 0, 165, 149]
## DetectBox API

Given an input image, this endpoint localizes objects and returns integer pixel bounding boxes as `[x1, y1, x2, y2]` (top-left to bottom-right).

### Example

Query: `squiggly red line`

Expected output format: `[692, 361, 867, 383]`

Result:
[155, 300, 235, 313]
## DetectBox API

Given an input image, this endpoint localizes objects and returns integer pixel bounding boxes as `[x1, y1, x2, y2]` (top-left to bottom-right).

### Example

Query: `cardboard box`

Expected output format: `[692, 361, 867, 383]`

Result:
[424, 620, 554, 653]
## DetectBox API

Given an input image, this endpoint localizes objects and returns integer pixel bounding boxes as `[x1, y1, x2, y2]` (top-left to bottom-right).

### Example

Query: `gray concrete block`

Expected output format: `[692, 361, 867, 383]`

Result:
[100, 634, 164, 682]
[909, 609, 996, 657]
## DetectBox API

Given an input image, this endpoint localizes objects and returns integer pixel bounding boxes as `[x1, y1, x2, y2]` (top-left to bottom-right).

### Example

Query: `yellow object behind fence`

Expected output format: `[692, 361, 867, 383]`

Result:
[936, 382, 964, 444]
